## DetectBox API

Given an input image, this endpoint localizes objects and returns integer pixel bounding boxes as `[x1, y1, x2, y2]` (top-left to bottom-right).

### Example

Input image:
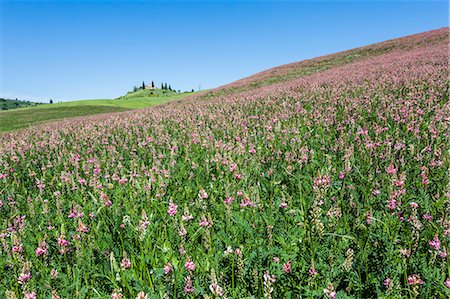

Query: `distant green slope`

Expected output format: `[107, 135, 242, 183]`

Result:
[0, 90, 196, 132]
[54, 90, 190, 109]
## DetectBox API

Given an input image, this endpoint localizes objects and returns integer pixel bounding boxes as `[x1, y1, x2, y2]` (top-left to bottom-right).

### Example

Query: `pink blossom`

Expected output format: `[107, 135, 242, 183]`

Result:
[121, 258, 131, 270]
[240, 196, 254, 207]
[429, 235, 440, 251]
[308, 264, 318, 277]
[445, 278, 450, 289]
[111, 292, 123, 299]
[198, 189, 208, 199]
[167, 201, 178, 216]
[199, 214, 211, 227]
[224, 196, 234, 204]
[184, 275, 194, 293]
[386, 163, 397, 175]
[185, 258, 196, 271]
[12, 244, 23, 254]
[282, 260, 292, 273]
[407, 274, 424, 286]
[422, 213, 432, 221]
[164, 263, 173, 275]
[410, 202, 419, 209]
[18, 272, 32, 284]
[323, 284, 336, 299]
[35, 244, 47, 256]
[24, 292, 36, 299]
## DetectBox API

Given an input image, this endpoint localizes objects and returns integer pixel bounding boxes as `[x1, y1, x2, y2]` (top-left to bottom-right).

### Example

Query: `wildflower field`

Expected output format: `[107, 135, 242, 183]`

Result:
[0, 28, 449, 298]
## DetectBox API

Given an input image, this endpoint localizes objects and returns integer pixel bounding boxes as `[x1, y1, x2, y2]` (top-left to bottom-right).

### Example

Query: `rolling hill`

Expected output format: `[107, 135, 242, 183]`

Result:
[0, 89, 195, 132]
[0, 28, 448, 298]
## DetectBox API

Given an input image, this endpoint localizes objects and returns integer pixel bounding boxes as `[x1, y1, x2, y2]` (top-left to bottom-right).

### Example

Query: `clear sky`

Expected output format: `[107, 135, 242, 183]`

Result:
[0, 1, 448, 102]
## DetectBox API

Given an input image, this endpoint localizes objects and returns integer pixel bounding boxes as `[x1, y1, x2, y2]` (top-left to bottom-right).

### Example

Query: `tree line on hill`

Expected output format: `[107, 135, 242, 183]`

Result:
[132, 81, 196, 93]
[0, 98, 44, 110]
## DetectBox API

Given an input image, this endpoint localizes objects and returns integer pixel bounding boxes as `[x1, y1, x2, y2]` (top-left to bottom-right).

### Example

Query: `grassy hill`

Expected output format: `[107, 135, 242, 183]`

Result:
[196, 28, 447, 100]
[0, 89, 195, 132]
[0, 28, 448, 298]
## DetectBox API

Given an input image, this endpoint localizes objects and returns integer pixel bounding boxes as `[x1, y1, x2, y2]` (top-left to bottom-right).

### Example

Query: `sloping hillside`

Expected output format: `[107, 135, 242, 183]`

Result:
[0, 28, 448, 298]
[196, 27, 448, 100]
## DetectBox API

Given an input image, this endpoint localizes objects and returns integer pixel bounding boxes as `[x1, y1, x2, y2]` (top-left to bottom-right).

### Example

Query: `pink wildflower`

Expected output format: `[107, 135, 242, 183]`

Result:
[184, 275, 195, 293]
[282, 260, 292, 273]
[35, 242, 47, 256]
[167, 201, 178, 216]
[18, 272, 32, 284]
[121, 258, 131, 270]
[279, 202, 288, 209]
[185, 258, 196, 271]
[422, 213, 432, 221]
[407, 274, 424, 286]
[410, 202, 419, 209]
[224, 196, 234, 204]
[429, 235, 440, 251]
[386, 163, 397, 175]
[240, 196, 254, 207]
[372, 189, 380, 196]
[24, 292, 36, 299]
[111, 292, 123, 299]
[308, 263, 318, 277]
[383, 278, 392, 288]
[164, 263, 173, 275]
[324, 284, 336, 299]
[199, 214, 211, 227]
[445, 278, 450, 289]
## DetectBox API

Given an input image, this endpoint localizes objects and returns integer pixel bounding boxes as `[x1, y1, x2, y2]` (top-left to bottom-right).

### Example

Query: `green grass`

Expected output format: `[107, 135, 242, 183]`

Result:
[0, 105, 129, 132]
[0, 91, 195, 132]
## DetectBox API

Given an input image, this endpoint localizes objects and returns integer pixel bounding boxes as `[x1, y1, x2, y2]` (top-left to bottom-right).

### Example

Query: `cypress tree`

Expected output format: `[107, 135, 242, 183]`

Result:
[152, 81, 154, 88]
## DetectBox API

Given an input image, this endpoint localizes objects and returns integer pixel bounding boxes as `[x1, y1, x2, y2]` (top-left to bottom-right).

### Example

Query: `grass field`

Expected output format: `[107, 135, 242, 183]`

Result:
[0, 90, 194, 132]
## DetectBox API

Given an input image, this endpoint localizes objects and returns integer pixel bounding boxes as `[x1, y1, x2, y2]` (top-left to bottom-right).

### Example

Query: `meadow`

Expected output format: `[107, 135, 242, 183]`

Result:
[0, 28, 448, 299]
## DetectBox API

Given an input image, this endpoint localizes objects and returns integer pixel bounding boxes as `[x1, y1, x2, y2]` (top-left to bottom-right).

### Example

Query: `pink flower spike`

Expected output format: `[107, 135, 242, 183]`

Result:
[167, 201, 178, 216]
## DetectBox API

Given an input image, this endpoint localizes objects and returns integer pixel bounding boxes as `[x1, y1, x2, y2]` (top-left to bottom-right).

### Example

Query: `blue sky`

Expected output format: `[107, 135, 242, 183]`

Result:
[0, 1, 448, 102]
